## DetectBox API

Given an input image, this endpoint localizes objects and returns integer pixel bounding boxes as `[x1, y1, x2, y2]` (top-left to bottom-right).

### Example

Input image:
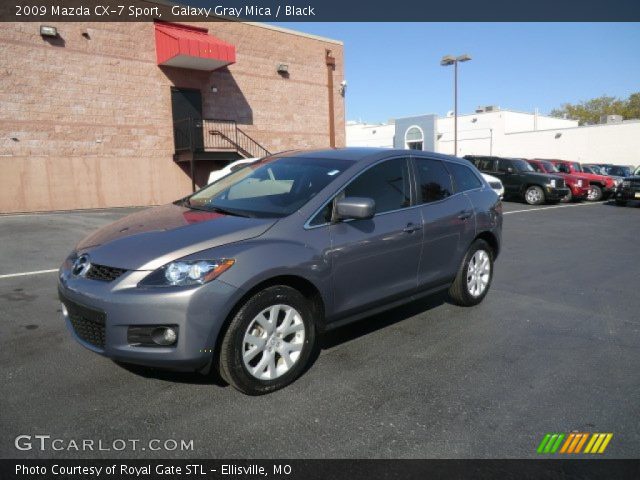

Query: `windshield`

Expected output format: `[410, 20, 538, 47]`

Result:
[187, 156, 351, 218]
[541, 161, 559, 173]
[571, 162, 582, 172]
[513, 159, 535, 172]
[604, 166, 631, 177]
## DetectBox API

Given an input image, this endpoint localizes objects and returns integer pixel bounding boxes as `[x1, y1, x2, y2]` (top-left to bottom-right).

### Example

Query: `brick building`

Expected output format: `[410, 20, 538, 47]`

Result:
[0, 13, 345, 213]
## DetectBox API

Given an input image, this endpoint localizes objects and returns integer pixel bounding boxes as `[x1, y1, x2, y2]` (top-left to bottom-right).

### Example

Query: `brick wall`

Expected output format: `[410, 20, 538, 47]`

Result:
[0, 19, 345, 213]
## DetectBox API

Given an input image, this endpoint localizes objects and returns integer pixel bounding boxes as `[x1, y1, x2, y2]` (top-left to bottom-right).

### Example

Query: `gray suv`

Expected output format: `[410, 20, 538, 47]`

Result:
[58, 148, 502, 395]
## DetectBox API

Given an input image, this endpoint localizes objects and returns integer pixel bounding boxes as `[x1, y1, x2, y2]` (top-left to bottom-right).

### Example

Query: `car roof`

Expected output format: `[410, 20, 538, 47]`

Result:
[274, 147, 469, 166]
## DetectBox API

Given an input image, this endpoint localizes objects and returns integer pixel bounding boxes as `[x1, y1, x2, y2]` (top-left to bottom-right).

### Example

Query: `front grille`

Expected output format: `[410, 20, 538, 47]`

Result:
[86, 263, 127, 282]
[63, 298, 106, 349]
[555, 179, 566, 188]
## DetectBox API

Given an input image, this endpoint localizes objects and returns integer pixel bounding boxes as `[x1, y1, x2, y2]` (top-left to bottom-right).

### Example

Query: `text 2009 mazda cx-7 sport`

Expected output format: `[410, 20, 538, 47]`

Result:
[58, 148, 502, 395]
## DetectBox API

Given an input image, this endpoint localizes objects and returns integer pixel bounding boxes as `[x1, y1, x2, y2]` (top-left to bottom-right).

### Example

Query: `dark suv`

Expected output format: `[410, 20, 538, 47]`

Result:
[59, 148, 502, 395]
[464, 156, 569, 205]
[614, 174, 640, 206]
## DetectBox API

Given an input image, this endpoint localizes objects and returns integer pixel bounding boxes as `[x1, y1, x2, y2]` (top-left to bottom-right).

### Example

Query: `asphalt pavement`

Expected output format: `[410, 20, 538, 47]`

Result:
[1, 200, 638, 458]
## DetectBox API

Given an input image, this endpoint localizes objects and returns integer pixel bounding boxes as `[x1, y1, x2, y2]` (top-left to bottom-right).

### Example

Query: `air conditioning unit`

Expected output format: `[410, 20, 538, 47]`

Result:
[600, 114, 623, 124]
[476, 105, 500, 113]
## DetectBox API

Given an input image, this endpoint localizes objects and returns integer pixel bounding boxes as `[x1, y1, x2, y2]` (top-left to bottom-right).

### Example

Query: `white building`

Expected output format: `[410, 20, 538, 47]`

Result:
[346, 107, 640, 167]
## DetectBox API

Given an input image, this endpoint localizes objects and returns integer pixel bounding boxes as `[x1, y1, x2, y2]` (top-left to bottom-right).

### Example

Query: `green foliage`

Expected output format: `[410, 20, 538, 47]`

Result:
[550, 92, 640, 125]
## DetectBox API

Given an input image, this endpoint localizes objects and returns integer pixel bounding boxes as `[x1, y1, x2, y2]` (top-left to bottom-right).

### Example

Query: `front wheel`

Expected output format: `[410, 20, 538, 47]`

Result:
[615, 198, 627, 206]
[524, 186, 545, 205]
[587, 185, 603, 202]
[449, 240, 494, 307]
[218, 285, 316, 395]
[560, 189, 572, 203]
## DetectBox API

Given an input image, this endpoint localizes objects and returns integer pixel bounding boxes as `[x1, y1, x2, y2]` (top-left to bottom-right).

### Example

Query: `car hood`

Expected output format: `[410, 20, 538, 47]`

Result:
[76, 204, 277, 271]
[481, 173, 502, 184]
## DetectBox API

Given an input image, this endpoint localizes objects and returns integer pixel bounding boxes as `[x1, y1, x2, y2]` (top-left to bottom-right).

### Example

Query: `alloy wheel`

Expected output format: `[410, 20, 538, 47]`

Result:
[466, 250, 491, 297]
[242, 304, 305, 380]
[526, 188, 542, 204]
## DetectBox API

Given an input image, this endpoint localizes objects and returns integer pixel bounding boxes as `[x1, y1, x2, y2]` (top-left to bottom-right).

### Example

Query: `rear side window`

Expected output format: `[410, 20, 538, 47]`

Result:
[344, 158, 411, 214]
[414, 158, 453, 204]
[447, 163, 483, 192]
[497, 159, 512, 172]
[477, 158, 494, 171]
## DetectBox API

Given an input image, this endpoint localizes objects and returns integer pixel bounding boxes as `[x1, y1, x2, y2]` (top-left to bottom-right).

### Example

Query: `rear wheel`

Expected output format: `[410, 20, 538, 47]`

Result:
[587, 185, 603, 202]
[524, 186, 545, 205]
[218, 285, 316, 395]
[449, 239, 494, 307]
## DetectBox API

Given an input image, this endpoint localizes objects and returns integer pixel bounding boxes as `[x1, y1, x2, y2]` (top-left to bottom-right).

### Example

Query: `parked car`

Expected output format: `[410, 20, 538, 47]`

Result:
[464, 155, 568, 205]
[482, 173, 504, 199]
[587, 164, 633, 179]
[527, 159, 590, 203]
[208, 158, 260, 184]
[58, 148, 502, 395]
[614, 173, 640, 206]
[546, 159, 617, 202]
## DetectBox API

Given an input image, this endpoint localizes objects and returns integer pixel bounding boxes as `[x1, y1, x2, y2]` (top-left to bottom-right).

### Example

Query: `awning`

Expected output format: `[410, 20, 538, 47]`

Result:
[154, 22, 236, 71]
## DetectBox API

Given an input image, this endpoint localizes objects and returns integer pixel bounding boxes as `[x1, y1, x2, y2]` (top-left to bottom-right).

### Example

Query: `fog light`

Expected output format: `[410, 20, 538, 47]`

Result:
[60, 303, 68, 317]
[151, 327, 177, 346]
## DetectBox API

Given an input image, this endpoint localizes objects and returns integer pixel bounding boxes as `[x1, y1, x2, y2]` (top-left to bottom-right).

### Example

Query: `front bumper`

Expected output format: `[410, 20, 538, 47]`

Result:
[545, 186, 571, 201]
[58, 266, 242, 370]
[615, 186, 640, 201]
[569, 185, 590, 199]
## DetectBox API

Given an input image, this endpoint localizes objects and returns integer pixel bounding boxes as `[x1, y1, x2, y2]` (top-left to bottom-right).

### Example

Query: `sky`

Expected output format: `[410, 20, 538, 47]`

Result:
[280, 23, 640, 123]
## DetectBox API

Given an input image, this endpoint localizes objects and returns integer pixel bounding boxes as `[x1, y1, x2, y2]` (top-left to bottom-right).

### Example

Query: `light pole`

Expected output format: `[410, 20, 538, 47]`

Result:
[440, 54, 471, 156]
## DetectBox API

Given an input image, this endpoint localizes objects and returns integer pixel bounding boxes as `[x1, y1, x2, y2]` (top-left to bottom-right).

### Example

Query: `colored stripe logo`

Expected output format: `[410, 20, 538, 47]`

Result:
[537, 433, 613, 454]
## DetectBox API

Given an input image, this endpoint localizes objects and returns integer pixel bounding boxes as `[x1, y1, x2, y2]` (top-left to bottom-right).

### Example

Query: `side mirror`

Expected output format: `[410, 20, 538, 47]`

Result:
[335, 197, 375, 221]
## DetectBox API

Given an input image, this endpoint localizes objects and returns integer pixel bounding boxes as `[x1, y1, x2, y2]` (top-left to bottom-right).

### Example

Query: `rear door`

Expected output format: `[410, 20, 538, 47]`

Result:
[329, 157, 423, 315]
[412, 156, 476, 288]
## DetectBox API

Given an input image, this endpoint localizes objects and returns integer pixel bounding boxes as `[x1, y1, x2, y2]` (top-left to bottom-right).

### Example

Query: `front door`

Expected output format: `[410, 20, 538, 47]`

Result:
[493, 158, 520, 196]
[171, 87, 203, 151]
[329, 157, 423, 316]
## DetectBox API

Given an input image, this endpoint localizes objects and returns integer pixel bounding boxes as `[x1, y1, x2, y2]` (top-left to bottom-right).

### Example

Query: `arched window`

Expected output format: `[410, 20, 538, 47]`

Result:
[405, 126, 424, 150]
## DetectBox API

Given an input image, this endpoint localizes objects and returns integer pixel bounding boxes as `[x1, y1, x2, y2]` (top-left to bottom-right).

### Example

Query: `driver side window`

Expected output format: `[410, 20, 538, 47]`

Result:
[343, 158, 411, 214]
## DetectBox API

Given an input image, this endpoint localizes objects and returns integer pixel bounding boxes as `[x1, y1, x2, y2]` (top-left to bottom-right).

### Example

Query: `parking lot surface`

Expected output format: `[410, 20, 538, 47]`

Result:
[1, 200, 638, 458]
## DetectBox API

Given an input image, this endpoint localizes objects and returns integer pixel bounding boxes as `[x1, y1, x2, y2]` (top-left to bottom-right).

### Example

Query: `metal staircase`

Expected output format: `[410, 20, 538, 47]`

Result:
[173, 118, 271, 161]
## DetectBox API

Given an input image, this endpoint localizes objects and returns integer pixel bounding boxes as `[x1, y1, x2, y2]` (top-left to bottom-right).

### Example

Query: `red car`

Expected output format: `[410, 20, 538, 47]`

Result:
[527, 159, 590, 202]
[544, 159, 616, 201]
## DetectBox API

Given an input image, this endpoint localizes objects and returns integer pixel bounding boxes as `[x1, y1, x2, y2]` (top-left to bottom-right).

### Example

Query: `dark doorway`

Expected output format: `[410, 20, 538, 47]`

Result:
[171, 87, 204, 151]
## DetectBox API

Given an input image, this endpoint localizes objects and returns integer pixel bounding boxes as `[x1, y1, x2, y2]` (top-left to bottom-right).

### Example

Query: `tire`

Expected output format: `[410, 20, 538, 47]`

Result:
[218, 285, 316, 395]
[615, 199, 627, 206]
[524, 185, 545, 205]
[587, 185, 603, 202]
[448, 239, 494, 307]
[560, 189, 572, 203]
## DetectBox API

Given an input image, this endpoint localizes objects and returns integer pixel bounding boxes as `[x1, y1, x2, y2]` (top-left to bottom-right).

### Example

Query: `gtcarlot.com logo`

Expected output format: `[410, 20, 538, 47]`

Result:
[537, 432, 613, 454]
[15, 435, 194, 452]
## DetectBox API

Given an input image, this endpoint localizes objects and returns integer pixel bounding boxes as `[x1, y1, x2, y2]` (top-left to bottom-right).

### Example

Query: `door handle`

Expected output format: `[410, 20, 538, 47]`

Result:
[458, 210, 473, 220]
[403, 223, 422, 233]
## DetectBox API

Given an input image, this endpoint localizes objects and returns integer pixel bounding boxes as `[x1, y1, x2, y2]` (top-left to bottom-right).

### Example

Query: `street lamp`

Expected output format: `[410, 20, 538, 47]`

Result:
[440, 54, 472, 156]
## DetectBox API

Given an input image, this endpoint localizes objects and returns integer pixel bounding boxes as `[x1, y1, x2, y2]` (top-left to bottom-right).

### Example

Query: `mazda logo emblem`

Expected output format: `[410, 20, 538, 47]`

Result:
[72, 254, 91, 277]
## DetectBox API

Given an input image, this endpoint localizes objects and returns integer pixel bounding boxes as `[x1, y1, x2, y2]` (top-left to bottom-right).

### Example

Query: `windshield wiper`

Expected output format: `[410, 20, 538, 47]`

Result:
[206, 205, 252, 218]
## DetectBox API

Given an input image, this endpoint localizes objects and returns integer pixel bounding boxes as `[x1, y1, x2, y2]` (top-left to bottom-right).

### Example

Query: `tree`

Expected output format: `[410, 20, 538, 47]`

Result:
[550, 92, 640, 125]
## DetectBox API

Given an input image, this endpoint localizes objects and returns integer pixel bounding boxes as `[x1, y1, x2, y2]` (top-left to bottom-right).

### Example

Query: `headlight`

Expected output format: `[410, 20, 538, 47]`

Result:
[139, 259, 235, 287]
[614, 178, 623, 187]
[577, 180, 583, 187]
[623, 180, 631, 188]
[548, 179, 557, 188]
